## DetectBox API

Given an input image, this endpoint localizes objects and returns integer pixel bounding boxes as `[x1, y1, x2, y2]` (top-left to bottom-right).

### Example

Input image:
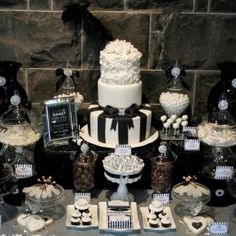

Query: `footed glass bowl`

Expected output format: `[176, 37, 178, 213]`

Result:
[171, 182, 211, 216]
[25, 184, 64, 213]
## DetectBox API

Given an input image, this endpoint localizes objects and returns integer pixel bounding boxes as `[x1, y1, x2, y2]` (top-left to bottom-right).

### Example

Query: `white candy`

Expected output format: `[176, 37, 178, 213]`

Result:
[167, 118, 173, 125]
[160, 115, 167, 122]
[176, 118, 182, 124]
[163, 122, 170, 129]
[181, 121, 188, 127]
[170, 114, 177, 121]
[173, 123, 179, 129]
[159, 92, 190, 117]
[182, 114, 188, 120]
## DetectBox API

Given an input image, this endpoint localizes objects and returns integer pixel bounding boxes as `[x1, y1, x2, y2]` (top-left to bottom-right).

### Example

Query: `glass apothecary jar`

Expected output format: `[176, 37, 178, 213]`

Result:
[150, 143, 173, 193]
[159, 67, 190, 117]
[73, 143, 97, 192]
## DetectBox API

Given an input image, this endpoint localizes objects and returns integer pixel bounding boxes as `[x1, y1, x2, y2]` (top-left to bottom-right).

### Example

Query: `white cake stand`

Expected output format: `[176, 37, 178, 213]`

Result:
[104, 169, 142, 201]
[80, 125, 158, 148]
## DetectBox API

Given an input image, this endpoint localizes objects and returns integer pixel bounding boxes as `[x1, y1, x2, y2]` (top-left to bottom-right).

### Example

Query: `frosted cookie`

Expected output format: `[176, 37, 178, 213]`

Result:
[174, 183, 210, 198]
[183, 216, 209, 234]
[25, 215, 45, 233]
[23, 176, 61, 200]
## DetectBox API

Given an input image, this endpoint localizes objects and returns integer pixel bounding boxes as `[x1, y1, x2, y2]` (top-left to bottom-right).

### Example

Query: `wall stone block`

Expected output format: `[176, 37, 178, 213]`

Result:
[0, 12, 81, 67]
[193, 71, 221, 122]
[0, 0, 27, 9]
[163, 13, 236, 69]
[194, 0, 209, 12]
[52, 0, 123, 11]
[29, 0, 50, 10]
[126, 0, 193, 11]
[210, 0, 236, 13]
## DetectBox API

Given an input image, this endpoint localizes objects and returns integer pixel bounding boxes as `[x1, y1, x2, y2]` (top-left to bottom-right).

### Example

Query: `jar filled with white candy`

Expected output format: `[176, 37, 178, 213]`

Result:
[159, 67, 190, 117]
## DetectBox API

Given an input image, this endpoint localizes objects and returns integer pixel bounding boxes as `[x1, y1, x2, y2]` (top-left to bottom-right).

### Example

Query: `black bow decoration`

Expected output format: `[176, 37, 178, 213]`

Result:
[103, 104, 141, 131]
[55, 68, 79, 92]
[165, 66, 190, 91]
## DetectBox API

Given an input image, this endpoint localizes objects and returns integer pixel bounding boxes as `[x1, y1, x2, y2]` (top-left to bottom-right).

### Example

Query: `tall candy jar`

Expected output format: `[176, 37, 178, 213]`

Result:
[150, 143, 173, 193]
[159, 67, 190, 118]
[73, 143, 97, 192]
[197, 94, 236, 206]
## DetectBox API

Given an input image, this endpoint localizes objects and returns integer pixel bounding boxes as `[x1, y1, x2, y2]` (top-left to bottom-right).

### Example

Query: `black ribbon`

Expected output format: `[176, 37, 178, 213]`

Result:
[88, 104, 150, 144]
[104, 170, 142, 179]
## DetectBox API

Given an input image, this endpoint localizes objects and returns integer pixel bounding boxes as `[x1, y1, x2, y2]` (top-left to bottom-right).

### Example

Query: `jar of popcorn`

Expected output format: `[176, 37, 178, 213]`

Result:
[73, 143, 96, 192]
[150, 144, 173, 193]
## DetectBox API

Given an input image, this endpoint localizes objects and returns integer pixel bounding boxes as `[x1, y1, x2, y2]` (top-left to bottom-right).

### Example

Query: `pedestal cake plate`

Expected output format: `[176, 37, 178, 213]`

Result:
[103, 153, 144, 201]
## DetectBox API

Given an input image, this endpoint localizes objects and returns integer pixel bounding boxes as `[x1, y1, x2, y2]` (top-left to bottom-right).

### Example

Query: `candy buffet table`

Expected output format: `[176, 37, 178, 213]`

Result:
[1, 189, 236, 235]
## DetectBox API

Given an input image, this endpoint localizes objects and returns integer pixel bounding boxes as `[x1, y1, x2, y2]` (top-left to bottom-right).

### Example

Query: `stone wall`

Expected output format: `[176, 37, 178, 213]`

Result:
[0, 0, 236, 123]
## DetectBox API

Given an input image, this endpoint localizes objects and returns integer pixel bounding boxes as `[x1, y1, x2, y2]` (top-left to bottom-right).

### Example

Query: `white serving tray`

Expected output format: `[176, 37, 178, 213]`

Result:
[99, 202, 140, 232]
[140, 206, 176, 232]
[66, 204, 98, 229]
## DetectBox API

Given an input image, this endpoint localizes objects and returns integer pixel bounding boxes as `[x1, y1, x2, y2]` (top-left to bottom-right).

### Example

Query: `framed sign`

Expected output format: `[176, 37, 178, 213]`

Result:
[42, 96, 78, 147]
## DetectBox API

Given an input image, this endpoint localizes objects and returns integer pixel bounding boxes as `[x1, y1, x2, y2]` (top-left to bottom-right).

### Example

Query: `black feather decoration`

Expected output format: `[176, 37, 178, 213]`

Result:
[62, 2, 113, 46]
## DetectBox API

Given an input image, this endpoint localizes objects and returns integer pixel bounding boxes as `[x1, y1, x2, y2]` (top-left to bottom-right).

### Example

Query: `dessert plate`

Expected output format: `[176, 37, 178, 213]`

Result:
[140, 206, 176, 232]
[66, 205, 98, 229]
[99, 202, 140, 232]
[80, 125, 158, 148]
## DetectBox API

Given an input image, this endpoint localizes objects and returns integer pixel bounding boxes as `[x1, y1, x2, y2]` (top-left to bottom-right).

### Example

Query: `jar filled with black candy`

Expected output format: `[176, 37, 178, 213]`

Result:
[73, 143, 96, 192]
[150, 143, 173, 193]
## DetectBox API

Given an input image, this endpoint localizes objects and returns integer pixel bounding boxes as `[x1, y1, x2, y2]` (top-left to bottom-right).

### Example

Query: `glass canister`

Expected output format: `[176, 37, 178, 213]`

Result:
[73, 143, 96, 192]
[159, 67, 190, 117]
[150, 144, 173, 193]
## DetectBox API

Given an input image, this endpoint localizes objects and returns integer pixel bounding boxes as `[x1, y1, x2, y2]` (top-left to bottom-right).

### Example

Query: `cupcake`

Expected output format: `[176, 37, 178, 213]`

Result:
[81, 216, 92, 226]
[71, 210, 81, 219]
[149, 218, 160, 228]
[149, 200, 163, 216]
[146, 212, 157, 221]
[82, 211, 92, 218]
[71, 217, 80, 226]
[158, 211, 167, 220]
[161, 216, 172, 228]
[74, 199, 89, 213]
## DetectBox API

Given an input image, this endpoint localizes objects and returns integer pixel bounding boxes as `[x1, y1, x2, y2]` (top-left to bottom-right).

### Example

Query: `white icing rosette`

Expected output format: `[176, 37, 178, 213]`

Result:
[100, 39, 142, 85]
[159, 92, 190, 117]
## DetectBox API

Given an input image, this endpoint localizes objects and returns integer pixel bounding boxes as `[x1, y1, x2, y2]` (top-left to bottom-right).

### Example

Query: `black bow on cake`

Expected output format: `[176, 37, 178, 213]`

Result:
[103, 104, 141, 131]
